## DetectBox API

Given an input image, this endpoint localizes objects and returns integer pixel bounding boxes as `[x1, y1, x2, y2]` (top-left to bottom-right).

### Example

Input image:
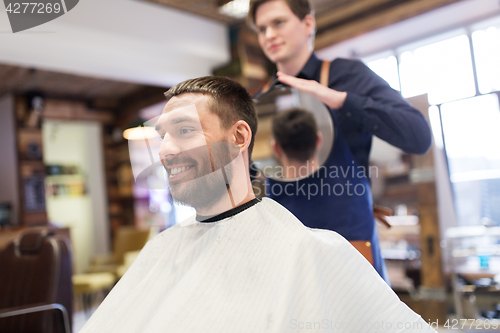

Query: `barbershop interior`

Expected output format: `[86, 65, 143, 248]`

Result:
[1, 0, 500, 331]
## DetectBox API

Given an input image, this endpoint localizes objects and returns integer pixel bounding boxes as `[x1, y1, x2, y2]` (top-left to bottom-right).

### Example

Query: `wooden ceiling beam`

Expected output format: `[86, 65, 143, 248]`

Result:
[314, 0, 465, 50]
[0, 64, 150, 103]
[315, 0, 407, 30]
[140, 0, 235, 23]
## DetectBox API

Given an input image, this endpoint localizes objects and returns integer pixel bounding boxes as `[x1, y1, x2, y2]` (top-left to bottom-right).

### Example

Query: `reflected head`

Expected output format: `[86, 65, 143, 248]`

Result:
[272, 107, 318, 163]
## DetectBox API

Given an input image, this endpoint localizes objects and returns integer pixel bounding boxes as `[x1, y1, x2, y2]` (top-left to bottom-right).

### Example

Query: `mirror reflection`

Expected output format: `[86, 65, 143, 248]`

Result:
[253, 85, 335, 181]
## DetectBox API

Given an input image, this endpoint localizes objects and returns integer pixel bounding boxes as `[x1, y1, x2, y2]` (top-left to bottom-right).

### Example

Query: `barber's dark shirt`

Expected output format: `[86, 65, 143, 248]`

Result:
[266, 53, 432, 282]
[297, 53, 432, 172]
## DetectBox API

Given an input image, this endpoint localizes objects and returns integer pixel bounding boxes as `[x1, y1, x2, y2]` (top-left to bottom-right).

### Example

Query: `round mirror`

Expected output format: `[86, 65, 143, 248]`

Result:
[253, 84, 335, 181]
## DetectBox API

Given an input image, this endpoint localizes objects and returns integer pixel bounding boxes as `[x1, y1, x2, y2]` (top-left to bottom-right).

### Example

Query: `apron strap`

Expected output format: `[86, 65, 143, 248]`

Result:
[349, 241, 373, 265]
[320, 60, 331, 87]
[261, 80, 272, 95]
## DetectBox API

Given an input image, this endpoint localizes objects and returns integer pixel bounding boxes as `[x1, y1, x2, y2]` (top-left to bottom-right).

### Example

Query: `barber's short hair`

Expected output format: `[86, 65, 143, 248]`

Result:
[272, 107, 318, 163]
[165, 76, 258, 160]
[248, 0, 314, 26]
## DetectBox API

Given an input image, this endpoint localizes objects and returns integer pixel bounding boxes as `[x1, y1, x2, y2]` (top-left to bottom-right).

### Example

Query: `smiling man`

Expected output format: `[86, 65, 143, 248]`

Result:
[80, 76, 435, 333]
[155, 83, 256, 217]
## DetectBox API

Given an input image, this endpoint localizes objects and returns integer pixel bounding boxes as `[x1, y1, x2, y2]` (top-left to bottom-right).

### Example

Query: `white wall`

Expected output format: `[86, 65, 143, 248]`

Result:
[0, 0, 230, 87]
[42, 120, 110, 273]
[85, 123, 110, 256]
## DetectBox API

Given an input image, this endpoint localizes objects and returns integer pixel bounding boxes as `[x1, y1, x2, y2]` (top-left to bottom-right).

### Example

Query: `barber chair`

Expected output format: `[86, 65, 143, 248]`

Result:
[87, 226, 152, 275]
[0, 230, 73, 333]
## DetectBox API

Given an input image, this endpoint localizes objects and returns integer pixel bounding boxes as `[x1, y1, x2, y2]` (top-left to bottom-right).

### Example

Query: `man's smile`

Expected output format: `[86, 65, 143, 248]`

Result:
[164, 164, 195, 182]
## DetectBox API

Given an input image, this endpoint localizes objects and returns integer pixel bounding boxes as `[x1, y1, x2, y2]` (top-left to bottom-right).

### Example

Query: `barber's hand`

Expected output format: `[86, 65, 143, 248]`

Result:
[277, 71, 347, 110]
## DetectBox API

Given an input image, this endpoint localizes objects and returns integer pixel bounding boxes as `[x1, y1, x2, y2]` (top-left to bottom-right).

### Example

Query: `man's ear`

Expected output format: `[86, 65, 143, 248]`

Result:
[270, 139, 286, 163]
[231, 120, 252, 154]
[271, 138, 282, 159]
[316, 131, 323, 150]
[303, 13, 316, 38]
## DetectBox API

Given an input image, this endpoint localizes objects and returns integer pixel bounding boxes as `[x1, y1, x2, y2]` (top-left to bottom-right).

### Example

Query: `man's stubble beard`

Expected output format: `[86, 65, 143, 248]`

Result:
[169, 142, 234, 211]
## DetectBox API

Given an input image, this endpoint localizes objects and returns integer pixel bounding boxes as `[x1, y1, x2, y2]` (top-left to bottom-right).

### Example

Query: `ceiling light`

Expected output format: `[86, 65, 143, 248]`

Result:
[219, 0, 249, 19]
[123, 126, 158, 140]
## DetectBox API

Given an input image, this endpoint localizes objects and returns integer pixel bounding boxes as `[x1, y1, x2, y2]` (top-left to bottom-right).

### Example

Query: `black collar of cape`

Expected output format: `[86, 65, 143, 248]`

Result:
[196, 198, 261, 223]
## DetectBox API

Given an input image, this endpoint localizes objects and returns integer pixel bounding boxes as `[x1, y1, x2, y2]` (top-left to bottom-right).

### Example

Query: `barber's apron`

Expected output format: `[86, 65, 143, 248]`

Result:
[268, 111, 388, 282]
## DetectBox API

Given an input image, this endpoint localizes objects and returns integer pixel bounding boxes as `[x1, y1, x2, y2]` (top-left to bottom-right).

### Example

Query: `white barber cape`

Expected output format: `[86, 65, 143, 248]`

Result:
[80, 198, 434, 333]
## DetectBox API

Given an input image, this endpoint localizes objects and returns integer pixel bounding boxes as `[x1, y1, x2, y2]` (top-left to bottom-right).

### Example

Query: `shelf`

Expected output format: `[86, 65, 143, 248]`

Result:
[382, 249, 420, 260]
[385, 215, 419, 226]
[457, 285, 500, 293]
[19, 159, 45, 165]
[447, 226, 500, 320]
[47, 194, 88, 200]
[45, 174, 86, 181]
[455, 259, 500, 280]
[452, 246, 500, 258]
[17, 127, 42, 133]
[446, 226, 500, 239]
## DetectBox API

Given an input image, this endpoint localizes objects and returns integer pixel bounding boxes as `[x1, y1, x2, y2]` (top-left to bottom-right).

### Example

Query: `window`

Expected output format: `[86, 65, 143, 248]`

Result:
[361, 16, 500, 227]
[472, 25, 500, 94]
[398, 34, 476, 104]
[440, 94, 500, 225]
[364, 53, 400, 91]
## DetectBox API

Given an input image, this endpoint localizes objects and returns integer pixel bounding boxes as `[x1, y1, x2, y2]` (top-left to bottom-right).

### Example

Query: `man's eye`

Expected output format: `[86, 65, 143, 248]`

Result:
[275, 20, 283, 26]
[180, 128, 194, 135]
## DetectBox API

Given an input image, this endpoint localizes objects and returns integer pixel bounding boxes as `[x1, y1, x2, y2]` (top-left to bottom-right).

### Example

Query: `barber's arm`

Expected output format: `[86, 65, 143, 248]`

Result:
[277, 71, 347, 109]
[276, 61, 432, 155]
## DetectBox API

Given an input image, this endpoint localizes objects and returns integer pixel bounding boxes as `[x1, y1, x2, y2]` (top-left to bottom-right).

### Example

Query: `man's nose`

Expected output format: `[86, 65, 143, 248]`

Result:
[158, 134, 181, 161]
[265, 27, 276, 39]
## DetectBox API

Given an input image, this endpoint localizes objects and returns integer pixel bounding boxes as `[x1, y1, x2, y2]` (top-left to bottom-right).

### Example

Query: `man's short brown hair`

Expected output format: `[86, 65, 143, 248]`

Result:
[272, 107, 318, 163]
[165, 76, 258, 160]
[248, 0, 313, 26]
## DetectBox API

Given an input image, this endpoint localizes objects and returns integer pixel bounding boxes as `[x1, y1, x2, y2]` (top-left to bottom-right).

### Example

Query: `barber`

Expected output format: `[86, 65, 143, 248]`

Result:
[249, 0, 432, 282]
